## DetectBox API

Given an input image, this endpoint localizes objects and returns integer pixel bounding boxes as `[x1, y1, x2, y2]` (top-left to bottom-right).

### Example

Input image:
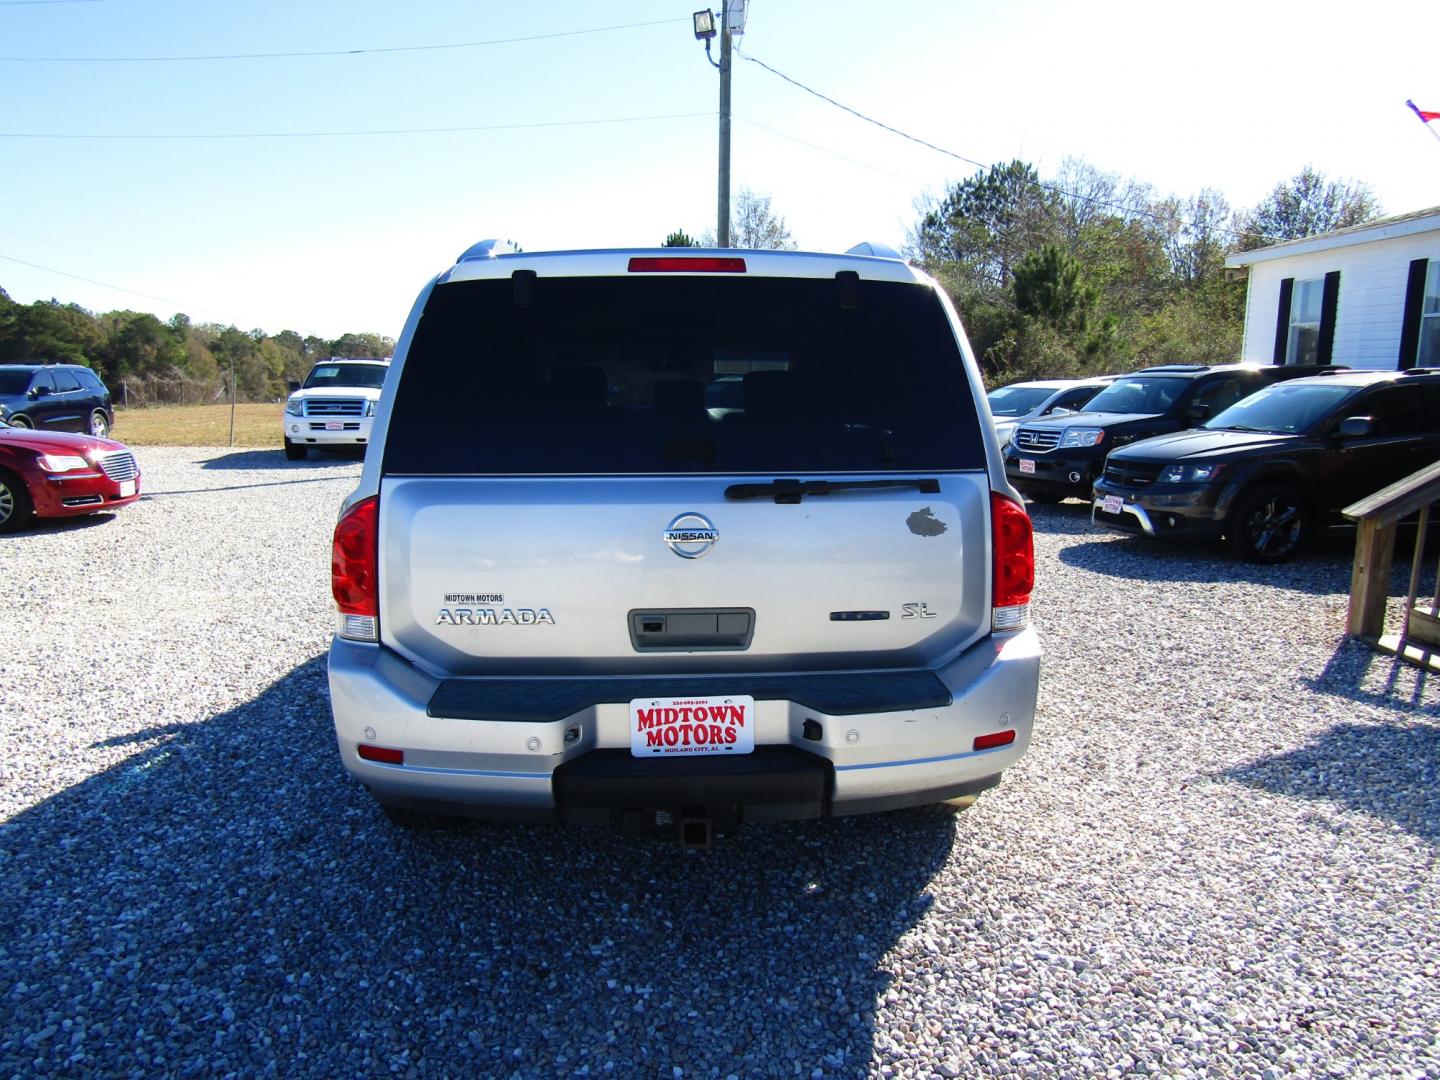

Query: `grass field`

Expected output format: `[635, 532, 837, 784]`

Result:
[112, 404, 284, 447]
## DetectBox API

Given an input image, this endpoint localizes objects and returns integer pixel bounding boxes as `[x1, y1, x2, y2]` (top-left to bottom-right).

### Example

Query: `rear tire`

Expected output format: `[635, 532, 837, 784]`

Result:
[0, 469, 35, 533]
[283, 438, 307, 461]
[911, 794, 980, 817]
[89, 410, 111, 438]
[1228, 483, 1308, 563]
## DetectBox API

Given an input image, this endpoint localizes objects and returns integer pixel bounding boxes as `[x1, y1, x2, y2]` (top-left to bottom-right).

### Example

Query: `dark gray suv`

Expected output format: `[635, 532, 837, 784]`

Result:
[0, 364, 114, 437]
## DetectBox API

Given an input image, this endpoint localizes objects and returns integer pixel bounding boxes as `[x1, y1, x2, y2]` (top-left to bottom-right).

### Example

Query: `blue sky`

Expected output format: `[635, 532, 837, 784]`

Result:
[2, 0, 1435, 340]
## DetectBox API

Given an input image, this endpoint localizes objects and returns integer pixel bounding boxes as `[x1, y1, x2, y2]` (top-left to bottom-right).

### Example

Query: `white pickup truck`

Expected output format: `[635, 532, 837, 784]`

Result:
[282, 358, 390, 460]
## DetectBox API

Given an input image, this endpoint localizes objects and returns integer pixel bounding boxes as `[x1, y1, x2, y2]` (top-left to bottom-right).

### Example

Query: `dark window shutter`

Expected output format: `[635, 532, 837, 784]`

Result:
[1398, 258, 1429, 370]
[1316, 270, 1341, 365]
[1273, 277, 1294, 364]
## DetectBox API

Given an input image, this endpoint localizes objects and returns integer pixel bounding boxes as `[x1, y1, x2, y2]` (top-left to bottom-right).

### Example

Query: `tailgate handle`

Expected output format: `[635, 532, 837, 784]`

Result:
[629, 608, 755, 651]
[724, 478, 940, 503]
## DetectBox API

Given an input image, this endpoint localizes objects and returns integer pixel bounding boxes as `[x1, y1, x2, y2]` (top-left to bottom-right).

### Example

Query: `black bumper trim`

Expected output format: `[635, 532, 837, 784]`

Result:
[427, 670, 953, 724]
[552, 747, 832, 825]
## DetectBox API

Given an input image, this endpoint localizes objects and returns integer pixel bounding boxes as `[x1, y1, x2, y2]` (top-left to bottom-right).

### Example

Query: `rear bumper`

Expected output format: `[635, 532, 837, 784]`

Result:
[327, 627, 1042, 824]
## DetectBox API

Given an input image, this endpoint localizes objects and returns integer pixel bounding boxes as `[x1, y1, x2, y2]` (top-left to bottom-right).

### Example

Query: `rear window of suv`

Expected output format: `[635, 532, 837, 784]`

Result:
[383, 276, 985, 475]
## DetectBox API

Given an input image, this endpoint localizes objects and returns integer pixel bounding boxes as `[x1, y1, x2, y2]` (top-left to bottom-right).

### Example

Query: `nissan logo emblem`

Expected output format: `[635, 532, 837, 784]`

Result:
[663, 512, 718, 559]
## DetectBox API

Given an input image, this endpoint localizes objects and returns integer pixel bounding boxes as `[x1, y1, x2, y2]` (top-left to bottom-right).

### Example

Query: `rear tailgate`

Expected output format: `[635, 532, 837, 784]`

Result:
[379, 473, 991, 675]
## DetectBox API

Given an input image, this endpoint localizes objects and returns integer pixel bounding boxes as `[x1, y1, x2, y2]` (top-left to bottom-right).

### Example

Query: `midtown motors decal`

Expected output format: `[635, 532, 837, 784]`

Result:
[629, 695, 756, 757]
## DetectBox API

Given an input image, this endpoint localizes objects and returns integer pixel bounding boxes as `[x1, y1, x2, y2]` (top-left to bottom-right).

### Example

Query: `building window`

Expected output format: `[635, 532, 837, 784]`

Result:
[1420, 261, 1440, 368]
[1287, 277, 1324, 364]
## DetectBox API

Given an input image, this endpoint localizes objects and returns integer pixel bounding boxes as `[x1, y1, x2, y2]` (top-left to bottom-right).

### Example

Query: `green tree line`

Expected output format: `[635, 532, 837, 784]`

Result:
[4, 161, 1378, 404]
[0, 290, 394, 406]
[908, 161, 1379, 385]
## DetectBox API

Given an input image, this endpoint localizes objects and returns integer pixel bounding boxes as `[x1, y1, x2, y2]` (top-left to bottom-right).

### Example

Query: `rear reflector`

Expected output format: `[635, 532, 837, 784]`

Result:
[358, 744, 404, 765]
[627, 257, 746, 273]
[973, 730, 1016, 752]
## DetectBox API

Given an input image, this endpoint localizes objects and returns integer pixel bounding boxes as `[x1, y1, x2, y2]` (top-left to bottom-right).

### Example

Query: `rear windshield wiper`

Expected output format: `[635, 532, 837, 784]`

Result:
[724, 478, 941, 504]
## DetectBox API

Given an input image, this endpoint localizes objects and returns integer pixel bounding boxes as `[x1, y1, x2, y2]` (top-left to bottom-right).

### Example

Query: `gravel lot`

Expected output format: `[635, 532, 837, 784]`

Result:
[1, 446, 1437, 1079]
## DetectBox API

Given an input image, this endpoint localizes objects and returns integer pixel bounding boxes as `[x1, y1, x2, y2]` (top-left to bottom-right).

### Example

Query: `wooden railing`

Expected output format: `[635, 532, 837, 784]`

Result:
[1343, 459, 1440, 670]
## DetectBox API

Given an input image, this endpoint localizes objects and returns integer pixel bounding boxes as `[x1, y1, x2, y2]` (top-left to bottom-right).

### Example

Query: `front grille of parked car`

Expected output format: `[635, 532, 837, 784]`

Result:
[1014, 428, 1060, 453]
[98, 451, 137, 483]
[1103, 461, 1161, 489]
[304, 399, 366, 417]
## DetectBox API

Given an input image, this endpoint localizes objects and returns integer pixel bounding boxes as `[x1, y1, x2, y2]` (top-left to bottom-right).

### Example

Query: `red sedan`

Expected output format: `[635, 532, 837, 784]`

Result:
[0, 418, 141, 532]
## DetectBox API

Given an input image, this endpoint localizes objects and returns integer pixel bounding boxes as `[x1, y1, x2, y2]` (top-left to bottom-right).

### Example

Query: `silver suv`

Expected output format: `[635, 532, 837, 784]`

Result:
[327, 242, 1040, 841]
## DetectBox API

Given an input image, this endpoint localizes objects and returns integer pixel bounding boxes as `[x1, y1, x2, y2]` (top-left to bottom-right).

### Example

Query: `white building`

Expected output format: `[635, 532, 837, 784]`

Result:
[1224, 206, 1440, 370]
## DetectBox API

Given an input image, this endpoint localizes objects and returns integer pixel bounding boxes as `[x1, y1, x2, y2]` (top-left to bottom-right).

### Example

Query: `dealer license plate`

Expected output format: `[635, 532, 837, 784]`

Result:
[118, 479, 136, 498]
[630, 695, 756, 758]
[1018, 458, 1036, 474]
[325, 420, 344, 431]
[1101, 495, 1124, 514]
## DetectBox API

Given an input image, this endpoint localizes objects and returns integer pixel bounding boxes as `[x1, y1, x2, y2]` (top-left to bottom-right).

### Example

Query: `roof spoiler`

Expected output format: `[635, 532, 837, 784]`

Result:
[845, 241, 903, 260]
[457, 239, 523, 262]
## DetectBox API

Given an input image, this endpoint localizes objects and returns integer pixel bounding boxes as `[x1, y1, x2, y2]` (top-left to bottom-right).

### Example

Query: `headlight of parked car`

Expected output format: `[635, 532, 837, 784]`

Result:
[37, 454, 92, 473]
[365, 399, 377, 417]
[1158, 463, 1225, 483]
[284, 398, 304, 416]
[1058, 427, 1105, 448]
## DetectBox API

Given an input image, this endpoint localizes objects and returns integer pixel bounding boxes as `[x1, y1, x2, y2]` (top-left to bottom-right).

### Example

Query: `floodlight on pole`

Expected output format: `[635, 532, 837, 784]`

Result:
[692, 10, 715, 39]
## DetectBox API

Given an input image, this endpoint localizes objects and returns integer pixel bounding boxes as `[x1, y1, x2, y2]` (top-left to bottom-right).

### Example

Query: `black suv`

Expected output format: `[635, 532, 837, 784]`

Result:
[1093, 369, 1440, 561]
[1003, 364, 1327, 502]
[0, 363, 115, 437]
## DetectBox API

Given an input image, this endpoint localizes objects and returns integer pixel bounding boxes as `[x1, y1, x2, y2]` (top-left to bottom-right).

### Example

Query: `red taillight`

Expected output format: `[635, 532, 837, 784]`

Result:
[627, 257, 747, 273]
[332, 495, 378, 616]
[973, 730, 1016, 752]
[991, 491, 1034, 630]
[357, 744, 403, 765]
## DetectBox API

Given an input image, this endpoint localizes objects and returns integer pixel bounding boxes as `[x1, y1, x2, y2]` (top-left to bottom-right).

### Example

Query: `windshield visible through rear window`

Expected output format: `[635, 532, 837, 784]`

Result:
[302, 363, 389, 390]
[383, 276, 985, 475]
[987, 385, 1057, 417]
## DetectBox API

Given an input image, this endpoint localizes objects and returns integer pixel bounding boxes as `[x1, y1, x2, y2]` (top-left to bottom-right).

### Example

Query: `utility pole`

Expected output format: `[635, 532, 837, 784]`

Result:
[695, 3, 746, 246]
[228, 354, 236, 447]
[717, 5, 732, 248]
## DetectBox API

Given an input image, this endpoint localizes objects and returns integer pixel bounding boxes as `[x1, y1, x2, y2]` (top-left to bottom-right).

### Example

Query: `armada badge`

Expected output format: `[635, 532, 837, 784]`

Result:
[436, 608, 555, 626]
[663, 512, 718, 559]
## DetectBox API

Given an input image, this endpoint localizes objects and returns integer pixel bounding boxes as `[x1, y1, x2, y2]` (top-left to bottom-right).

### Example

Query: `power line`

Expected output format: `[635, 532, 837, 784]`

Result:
[733, 114, 926, 184]
[0, 252, 230, 319]
[0, 16, 686, 62]
[735, 47, 1278, 246]
[0, 111, 710, 140]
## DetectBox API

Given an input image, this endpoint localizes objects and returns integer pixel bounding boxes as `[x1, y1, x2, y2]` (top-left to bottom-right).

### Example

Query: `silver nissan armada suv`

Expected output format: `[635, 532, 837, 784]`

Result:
[327, 241, 1040, 842]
